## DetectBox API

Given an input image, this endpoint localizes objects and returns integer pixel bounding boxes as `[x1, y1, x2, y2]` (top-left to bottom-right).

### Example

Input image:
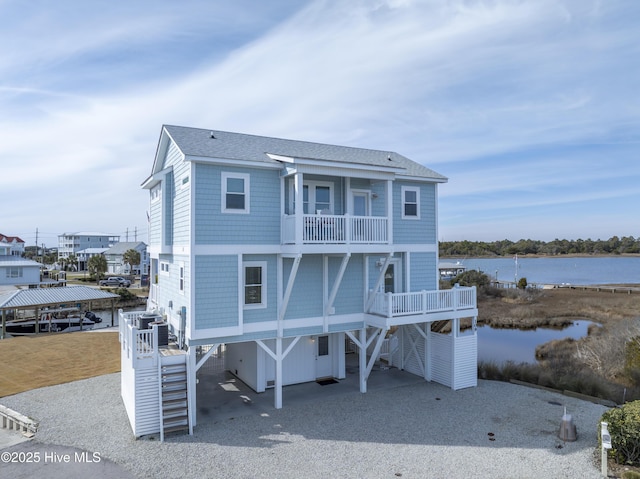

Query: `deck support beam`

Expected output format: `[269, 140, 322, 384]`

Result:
[346, 327, 388, 393]
[365, 254, 392, 312]
[257, 336, 301, 409]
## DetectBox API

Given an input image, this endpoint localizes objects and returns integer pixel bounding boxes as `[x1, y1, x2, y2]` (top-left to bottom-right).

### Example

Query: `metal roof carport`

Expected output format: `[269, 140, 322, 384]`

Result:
[0, 286, 119, 339]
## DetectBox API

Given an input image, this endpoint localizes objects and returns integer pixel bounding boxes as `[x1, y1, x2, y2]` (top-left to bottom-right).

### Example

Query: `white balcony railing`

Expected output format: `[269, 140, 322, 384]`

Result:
[368, 286, 477, 318]
[119, 309, 158, 368]
[282, 214, 388, 244]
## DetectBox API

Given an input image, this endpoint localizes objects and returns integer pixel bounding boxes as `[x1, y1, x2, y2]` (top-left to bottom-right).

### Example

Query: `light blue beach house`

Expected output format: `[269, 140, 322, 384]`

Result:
[119, 125, 478, 439]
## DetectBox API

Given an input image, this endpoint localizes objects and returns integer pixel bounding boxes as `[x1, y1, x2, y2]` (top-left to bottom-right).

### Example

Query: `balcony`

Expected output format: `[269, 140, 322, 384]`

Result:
[282, 214, 389, 245]
[367, 286, 477, 326]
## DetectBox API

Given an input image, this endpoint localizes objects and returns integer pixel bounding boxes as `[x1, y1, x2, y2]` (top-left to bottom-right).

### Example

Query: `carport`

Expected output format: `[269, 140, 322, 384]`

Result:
[0, 286, 119, 339]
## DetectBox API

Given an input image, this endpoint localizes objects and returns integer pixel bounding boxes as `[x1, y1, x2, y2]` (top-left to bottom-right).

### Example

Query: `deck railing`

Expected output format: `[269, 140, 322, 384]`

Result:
[368, 286, 477, 318]
[282, 214, 388, 244]
[119, 310, 158, 368]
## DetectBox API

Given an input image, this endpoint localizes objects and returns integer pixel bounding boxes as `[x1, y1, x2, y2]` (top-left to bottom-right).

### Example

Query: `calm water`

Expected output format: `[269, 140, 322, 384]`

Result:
[454, 256, 640, 285]
[476, 321, 596, 364]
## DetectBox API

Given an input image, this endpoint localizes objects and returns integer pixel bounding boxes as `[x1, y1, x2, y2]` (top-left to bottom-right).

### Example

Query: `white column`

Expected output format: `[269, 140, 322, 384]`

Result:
[386, 179, 393, 244]
[359, 328, 367, 393]
[294, 172, 303, 244]
[275, 337, 283, 409]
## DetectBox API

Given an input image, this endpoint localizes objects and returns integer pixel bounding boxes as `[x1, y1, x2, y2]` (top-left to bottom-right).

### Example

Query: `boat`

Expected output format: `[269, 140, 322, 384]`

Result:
[5, 307, 96, 335]
[438, 261, 467, 280]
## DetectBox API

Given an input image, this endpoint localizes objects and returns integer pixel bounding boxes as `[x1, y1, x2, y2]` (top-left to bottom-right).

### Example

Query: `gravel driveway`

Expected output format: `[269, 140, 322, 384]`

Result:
[1, 373, 609, 478]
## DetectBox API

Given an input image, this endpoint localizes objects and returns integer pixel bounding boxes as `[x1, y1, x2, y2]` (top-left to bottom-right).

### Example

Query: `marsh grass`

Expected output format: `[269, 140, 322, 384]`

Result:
[478, 359, 639, 404]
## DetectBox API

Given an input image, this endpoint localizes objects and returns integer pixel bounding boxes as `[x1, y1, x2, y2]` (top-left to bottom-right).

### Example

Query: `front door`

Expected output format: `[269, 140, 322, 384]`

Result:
[352, 191, 370, 216]
[315, 335, 332, 378]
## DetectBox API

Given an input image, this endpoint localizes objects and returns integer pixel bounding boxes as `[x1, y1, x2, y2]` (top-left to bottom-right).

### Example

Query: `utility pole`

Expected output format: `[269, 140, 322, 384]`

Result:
[35, 227, 39, 258]
[134, 227, 137, 242]
[126, 228, 129, 242]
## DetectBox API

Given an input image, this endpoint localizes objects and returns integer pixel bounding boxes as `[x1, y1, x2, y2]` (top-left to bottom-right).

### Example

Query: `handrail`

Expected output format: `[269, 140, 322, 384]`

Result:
[282, 214, 389, 244]
[368, 286, 477, 318]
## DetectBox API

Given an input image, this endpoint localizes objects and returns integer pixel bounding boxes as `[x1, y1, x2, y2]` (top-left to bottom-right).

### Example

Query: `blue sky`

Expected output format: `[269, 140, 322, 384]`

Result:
[2, 0, 638, 247]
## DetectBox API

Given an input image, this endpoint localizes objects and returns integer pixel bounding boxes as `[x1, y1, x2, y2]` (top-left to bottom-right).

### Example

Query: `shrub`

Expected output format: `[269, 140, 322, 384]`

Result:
[451, 270, 490, 288]
[115, 288, 137, 301]
[517, 277, 528, 289]
[601, 400, 640, 466]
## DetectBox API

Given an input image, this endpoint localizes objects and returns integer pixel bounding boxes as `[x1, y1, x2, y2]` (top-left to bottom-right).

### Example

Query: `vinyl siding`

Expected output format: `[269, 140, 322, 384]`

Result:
[194, 255, 238, 329]
[163, 171, 174, 247]
[194, 163, 280, 245]
[409, 252, 437, 291]
[330, 254, 364, 315]
[283, 255, 323, 320]
[173, 161, 191, 246]
[393, 181, 436, 244]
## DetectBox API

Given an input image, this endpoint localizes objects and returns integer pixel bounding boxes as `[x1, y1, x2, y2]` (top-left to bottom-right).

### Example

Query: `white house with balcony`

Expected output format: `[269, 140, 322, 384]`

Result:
[119, 125, 478, 439]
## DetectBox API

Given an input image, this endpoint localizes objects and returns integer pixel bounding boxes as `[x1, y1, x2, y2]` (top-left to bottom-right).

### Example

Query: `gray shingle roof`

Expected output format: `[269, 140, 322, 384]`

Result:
[0, 286, 119, 310]
[162, 125, 447, 182]
[105, 242, 146, 255]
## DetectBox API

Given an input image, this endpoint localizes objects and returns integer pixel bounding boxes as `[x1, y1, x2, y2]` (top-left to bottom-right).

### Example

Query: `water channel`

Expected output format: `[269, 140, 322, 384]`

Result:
[476, 320, 596, 364]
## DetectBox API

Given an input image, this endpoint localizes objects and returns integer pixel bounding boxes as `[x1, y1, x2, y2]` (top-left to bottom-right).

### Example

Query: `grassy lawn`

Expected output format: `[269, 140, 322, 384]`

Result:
[0, 331, 120, 398]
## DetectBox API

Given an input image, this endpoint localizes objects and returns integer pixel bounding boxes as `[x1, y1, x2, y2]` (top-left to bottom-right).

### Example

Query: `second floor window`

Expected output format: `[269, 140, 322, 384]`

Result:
[402, 186, 420, 219]
[222, 172, 250, 214]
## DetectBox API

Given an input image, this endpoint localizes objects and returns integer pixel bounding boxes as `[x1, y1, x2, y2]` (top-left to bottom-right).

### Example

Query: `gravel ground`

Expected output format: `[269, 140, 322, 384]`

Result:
[1, 373, 609, 479]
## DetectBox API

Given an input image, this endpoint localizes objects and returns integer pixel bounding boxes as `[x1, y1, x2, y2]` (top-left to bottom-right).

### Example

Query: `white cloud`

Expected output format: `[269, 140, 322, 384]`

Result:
[1, 0, 638, 245]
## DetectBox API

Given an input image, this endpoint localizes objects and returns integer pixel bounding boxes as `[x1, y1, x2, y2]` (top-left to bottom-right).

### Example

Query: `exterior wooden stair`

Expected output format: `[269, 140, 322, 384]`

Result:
[430, 320, 449, 333]
[159, 362, 190, 441]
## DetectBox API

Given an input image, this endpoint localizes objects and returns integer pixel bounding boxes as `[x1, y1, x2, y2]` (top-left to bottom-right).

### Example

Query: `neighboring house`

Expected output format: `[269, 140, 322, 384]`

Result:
[0, 234, 25, 256]
[0, 234, 40, 287]
[104, 241, 149, 275]
[75, 248, 108, 271]
[119, 125, 478, 439]
[0, 256, 42, 287]
[58, 232, 119, 269]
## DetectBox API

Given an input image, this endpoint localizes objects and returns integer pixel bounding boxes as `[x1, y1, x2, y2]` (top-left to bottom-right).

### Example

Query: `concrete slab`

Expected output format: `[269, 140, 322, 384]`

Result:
[193, 354, 425, 428]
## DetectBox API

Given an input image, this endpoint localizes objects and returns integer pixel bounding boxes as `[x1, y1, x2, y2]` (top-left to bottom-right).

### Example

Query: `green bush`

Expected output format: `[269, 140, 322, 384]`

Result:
[622, 471, 640, 479]
[517, 277, 528, 289]
[451, 270, 490, 288]
[115, 288, 136, 301]
[601, 401, 640, 466]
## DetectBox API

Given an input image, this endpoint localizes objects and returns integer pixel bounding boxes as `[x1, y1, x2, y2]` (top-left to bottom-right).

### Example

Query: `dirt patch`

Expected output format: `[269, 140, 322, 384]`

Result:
[0, 331, 120, 398]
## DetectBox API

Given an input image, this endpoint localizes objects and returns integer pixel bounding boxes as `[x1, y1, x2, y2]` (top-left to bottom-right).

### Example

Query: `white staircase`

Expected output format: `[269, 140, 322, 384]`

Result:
[159, 360, 191, 441]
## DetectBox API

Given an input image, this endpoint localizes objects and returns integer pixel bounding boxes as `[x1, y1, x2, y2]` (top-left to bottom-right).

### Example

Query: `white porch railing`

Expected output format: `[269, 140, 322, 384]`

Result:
[282, 214, 389, 244]
[368, 286, 477, 318]
[119, 310, 158, 368]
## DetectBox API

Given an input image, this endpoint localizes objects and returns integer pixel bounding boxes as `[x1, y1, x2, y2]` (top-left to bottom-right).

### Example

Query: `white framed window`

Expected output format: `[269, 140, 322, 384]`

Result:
[151, 184, 161, 203]
[179, 263, 185, 293]
[6, 267, 23, 278]
[243, 261, 266, 309]
[222, 172, 250, 214]
[160, 261, 170, 275]
[401, 186, 420, 219]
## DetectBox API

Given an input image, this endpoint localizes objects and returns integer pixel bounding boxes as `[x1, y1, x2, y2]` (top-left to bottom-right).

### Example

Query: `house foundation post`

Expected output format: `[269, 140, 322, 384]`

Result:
[359, 328, 367, 393]
[275, 337, 283, 409]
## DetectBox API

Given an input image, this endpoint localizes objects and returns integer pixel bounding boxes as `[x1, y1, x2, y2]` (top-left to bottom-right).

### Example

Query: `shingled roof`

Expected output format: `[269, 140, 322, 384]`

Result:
[161, 125, 447, 182]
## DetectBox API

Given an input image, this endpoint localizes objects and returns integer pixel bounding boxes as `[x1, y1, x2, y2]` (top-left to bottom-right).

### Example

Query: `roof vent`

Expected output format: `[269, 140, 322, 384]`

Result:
[210, 131, 216, 139]
[388, 155, 392, 161]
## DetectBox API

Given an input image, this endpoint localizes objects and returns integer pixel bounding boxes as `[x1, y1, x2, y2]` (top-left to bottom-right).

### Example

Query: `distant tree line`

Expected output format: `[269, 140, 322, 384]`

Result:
[440, 236, 640, 257]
